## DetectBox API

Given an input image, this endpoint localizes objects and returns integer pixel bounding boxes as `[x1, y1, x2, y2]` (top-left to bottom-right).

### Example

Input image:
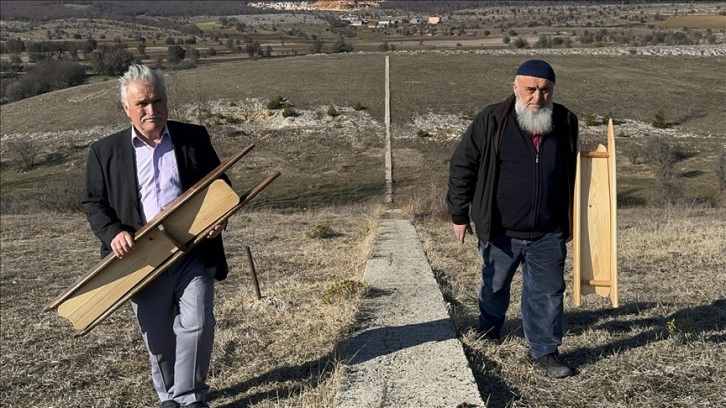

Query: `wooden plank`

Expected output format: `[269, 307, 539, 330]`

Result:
[583, 151, 610, 158]
[44, 145, 254, 312]
[72, 172, 281, 336]
[583, 143, 611, 298]
[56, 180, 239, 331]
[573, 120, 618, 308]
[582, 279, 612, 287]
[573, 150, 583, 306]
[607, 119, 619, 307]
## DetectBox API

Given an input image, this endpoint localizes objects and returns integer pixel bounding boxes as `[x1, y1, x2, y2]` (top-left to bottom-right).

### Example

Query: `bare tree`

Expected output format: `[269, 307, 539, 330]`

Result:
[6, 139, 40, 171]
[716, 150, 726, 196]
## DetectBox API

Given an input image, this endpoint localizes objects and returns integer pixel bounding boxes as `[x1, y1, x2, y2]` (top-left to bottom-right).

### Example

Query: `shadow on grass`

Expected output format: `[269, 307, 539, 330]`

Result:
[209, 273, 722, 407]
[436, 275, 724, 407]
[680, 169, 703, 178]
[432, 267, 524, 407]
[461, 341, 524, 408]
[209, 353, 336, 407]
[562, 298, 726, 369]
[618, 188, 648, 207]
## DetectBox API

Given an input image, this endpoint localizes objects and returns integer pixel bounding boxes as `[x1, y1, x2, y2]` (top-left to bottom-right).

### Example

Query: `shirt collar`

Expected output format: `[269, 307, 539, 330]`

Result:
[131, 125, 170, 148]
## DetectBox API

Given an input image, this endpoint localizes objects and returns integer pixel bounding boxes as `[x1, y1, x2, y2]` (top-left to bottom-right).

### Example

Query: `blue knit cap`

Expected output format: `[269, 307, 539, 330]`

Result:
[515, 59, 556, 83]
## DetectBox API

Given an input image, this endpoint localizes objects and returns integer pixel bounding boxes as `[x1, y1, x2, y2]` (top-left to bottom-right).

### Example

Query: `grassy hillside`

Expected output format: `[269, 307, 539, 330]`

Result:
[2, 52, 724, 136]
[2, 51, 725, 211]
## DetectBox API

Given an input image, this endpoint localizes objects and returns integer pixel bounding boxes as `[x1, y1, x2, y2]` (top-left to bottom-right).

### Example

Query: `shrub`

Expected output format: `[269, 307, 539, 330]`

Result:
[306, 222, 337, 239]
[310, 39, 323, 54]
[461, 108, 476, 121]
[621, 142, 645, 164]
[326, 104, 339, 117]
[266, 95, 285, 110]
[652, 109, 668, 129]
[644, 138, 682, 205]
[352, 101, 366, 111]
[513, 37, 529, 48]
[583, 112, 599, 127]
[416, 129, 431, 138]
[604, 111, 614, 124]
[281, 103, 297, 118]
[3, 59, 86, 103]
[331, 36, 353, 53]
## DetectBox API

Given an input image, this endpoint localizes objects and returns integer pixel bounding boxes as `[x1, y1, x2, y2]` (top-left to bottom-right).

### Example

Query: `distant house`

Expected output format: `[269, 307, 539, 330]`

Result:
[409, 18, 424, 24]
[368, 21, 379, 29]
[379, 19, 392, 27]
[428, 16, 441, 25]
[350, 19, 363, 26]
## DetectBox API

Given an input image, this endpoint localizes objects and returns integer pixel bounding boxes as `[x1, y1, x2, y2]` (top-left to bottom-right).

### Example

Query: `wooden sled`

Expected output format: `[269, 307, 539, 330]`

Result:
[573, 119, 618, 308]
[44, 144, 281, 336]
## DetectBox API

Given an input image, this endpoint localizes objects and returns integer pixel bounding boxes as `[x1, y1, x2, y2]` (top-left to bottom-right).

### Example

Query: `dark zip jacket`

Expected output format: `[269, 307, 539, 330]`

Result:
[447, 94, 578, 243]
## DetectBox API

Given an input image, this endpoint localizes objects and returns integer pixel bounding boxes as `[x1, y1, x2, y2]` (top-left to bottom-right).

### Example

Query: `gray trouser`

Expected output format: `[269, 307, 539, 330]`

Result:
[131, 255, 215, 405]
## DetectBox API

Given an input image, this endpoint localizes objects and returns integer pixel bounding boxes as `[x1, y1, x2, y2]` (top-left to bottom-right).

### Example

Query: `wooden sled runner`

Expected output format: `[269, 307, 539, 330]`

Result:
[44, 144, 280, 336]
[573, 119, 618, 308]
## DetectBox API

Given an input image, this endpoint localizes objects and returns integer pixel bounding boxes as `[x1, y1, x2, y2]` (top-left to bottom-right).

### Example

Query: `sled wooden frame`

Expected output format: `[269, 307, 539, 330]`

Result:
[44, 144, 281, 336]
[573, 119, 618, 308]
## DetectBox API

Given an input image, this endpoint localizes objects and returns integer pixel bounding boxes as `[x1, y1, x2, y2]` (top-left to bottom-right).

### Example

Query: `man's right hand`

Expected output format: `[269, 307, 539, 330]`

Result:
[110, 231, 135, 258]
[453, 223, 473, 244]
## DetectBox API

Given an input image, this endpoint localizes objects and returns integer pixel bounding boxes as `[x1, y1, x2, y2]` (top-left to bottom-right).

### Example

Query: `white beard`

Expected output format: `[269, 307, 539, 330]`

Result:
[515, 99, 554, 134]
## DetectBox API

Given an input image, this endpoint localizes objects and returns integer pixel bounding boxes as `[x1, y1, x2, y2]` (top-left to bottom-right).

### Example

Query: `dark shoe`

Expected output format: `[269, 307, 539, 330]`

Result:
[184, 403, 210, 408]
[533, 353, 574, 378]
[160, 401, 180, 408]
[475, 328, 501, 344]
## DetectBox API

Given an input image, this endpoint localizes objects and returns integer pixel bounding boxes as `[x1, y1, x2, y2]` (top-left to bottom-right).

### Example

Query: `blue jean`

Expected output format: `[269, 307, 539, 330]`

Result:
[477, 229, 566, 359]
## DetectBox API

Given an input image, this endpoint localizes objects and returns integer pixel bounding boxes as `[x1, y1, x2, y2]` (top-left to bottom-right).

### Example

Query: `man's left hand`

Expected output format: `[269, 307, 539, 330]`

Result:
[207, 220, 227, 239]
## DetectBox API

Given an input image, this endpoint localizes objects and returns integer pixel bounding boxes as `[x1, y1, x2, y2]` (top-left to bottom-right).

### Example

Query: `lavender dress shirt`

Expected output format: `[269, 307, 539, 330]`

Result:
[131, 126, 183, 223]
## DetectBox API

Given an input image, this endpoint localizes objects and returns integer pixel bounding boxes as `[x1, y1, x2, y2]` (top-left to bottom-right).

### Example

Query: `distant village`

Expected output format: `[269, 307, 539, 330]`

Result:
[247, 1, 443, 28]
[344, 15, 442, 28]
[248, 0, 381, 11]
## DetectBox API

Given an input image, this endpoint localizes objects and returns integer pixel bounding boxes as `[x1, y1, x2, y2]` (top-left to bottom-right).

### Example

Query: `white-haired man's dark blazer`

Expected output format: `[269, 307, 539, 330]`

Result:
[82, 120, 230, 280]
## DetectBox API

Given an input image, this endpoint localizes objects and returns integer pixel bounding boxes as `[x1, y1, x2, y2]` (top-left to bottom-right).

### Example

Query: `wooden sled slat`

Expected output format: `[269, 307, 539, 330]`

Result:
[573, 119, 618, 308]
[56, 179, 239, 331]
[44, 145, 255, 312]
[72, 171, 282, 336]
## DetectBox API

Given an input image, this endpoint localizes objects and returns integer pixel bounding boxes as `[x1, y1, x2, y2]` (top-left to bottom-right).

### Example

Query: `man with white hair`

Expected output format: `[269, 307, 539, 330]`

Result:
[447, 59, 578, 378]
[82, 64, 228, 406]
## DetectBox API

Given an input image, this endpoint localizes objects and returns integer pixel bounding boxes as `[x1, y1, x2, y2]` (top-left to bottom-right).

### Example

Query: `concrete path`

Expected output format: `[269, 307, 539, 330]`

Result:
[336, 217, 485, 408]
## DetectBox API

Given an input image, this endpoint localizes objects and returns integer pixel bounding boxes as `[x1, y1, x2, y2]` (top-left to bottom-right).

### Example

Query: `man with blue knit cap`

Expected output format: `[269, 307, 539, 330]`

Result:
[447, 59, 578, 378]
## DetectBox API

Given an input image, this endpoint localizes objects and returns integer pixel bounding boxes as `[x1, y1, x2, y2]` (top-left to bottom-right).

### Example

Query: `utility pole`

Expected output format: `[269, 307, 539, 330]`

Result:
[384, 55, 392, 203]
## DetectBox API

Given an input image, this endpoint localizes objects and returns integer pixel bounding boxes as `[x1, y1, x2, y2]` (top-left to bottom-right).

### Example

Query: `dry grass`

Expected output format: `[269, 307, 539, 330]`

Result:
[657, 15, 726, 29]
[413, 202, 726, 408]
[4, 186, 722, 407]
[0, 206, 379, 408]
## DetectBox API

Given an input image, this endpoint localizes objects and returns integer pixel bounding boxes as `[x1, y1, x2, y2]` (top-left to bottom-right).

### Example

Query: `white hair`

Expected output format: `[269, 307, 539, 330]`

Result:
[118, 64, 167, 104]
